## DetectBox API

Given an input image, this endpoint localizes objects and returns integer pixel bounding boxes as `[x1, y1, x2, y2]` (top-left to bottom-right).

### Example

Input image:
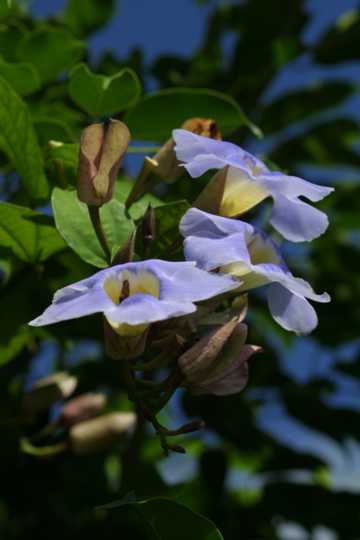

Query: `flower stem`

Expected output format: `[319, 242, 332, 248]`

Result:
[125, 157, 157, 210]
[88, 205, 111, 263]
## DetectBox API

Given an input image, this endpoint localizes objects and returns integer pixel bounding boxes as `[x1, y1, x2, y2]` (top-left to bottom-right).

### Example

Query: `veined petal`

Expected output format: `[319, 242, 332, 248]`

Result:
[267, 283, 319, 334]
[270, 192, 330, 242]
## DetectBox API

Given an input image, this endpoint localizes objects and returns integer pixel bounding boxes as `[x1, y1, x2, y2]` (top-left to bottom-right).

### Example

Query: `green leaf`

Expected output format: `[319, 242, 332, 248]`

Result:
[52, 188, 135, 268]
[113, 179, 164, 220]
[68, 63, 141, 118]
[17, 28, 85, 84]
[0, 202, 65, 263]
[0, 58, 41, 96]
[124, 87, 261, 140]
[45, 142, 79, 186]
[0, 77, 48, 200]
[104, 497, 224, 540]
[64, 0, 115, 37]
[0, 76, 49, 201]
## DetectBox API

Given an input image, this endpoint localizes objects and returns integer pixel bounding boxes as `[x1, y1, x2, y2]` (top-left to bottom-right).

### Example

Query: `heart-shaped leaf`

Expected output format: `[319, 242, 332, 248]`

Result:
[68, 63, 141, 118]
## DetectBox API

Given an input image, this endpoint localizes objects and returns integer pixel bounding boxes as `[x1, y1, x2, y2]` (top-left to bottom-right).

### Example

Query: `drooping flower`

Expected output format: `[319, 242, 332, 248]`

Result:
[180, 208, 330, 334]
[173, 129, 334, 242]
[179, 317, 261, 396]
[29, 260, 238, 336]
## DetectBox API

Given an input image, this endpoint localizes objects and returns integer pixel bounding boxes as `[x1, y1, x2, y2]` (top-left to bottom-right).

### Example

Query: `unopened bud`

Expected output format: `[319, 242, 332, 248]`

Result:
[70, 412, 137, 455]
[77, 119, 130, 206]
[179, 319, 261, 396]
[23, 372, 78, 416]
[151, 117, 222, 183]
[60, 393, 107, 426]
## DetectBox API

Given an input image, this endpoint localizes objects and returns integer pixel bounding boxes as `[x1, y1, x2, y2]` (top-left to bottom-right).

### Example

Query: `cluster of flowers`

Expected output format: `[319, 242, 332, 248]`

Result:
[28, 118, 333, 451]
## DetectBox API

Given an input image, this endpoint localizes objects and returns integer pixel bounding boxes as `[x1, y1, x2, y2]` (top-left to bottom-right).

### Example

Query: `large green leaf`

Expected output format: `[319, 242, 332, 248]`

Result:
[0, 76, 49, 201]
[68, 63, 141, 117]
[52, 188, 135, 268]
[124, 87, 261, 140]
[101, 497, 224, 540]
[0, 58, 41, 96]
[64, 0, 115, 37]
[0, 202, 65, 263]
[16, 28, 85, 83]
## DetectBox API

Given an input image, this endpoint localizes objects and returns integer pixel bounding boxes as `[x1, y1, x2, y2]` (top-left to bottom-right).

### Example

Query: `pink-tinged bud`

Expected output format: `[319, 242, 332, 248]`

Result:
[178, 319, 262, 396]
[60, 393, 107, 427]
[77, 119, 130, 206]
[151, 117, 221, 183]
[23, 372, 78, 416]
[69, 412, 137, 455]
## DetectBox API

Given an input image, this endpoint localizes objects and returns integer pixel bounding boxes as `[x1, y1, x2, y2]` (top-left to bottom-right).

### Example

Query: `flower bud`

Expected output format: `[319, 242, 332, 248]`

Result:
[23, 372, 78, 416]
[60, 392, 107, 427]
[69, 412, 137, 455]
[150, 117, 221, 183]
[178, 319, 261, 396]
[77, 119, 130, 206]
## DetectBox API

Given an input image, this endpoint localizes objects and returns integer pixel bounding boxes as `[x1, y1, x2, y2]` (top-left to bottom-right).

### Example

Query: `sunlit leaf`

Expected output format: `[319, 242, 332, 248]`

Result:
[52, 188, 135, 267]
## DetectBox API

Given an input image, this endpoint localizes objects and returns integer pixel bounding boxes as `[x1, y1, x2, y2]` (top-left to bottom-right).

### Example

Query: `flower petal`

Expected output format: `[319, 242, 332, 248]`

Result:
[267, 282, 319, 334]
[151, 259, 239, 302]
[29, 286, 111, 326]
[269, 191, 330, 242]
[184, 233, 251, 272]
[173, 129, 244, 176]
[253, 263, 330, 303]
[180, 207, 252, 239]
[105, 293, 196, 326]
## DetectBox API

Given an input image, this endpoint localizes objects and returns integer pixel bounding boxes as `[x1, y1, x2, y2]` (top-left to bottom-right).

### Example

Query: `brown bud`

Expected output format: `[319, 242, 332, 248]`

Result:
[60, 393, 107, 427]
[150, 117, 222, 183]
[69, 412, 137, 455]
[23, 372, 78, 416]
[181, 118, 222, 140]
[77, 119, 130, 206]
[178, 319, 261, 396]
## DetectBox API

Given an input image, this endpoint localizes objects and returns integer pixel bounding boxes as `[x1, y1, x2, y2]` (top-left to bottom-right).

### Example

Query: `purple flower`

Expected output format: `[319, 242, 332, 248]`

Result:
[180, 208, 330, 334]
[29, 260, 238, 336]
[173, 129, 334, 242]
